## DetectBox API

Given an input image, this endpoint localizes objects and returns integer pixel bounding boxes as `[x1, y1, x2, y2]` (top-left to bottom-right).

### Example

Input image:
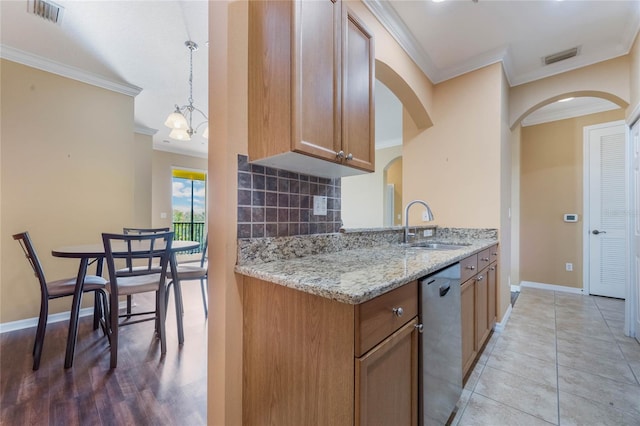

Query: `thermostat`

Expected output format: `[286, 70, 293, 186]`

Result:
[564, 214, 578, 223]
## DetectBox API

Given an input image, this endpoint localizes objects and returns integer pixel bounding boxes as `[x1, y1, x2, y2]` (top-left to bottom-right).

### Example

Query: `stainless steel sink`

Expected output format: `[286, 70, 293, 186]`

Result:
[406, 242, 469, 250]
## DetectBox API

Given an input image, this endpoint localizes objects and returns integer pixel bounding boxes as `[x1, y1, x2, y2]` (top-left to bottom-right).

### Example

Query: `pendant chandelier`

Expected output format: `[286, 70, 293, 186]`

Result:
[164, 40, 208, 141]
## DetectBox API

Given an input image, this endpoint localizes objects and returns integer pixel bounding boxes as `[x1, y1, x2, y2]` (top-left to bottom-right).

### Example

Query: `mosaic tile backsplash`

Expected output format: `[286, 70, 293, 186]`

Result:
[237, 155, 342, 238]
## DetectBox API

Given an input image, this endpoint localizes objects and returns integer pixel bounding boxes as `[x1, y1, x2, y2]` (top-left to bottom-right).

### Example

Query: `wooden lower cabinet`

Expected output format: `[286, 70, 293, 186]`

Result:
[488, 262, 497, 329]
[461, 244, 499, 379]
[243, 276, 418, 426]
[460, 278, 476, 376]
[355, 319, 418, 426]
[475, 268, 490, 350]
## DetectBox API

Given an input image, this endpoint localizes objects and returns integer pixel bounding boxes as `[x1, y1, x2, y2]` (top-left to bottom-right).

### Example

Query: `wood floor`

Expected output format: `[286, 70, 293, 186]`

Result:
[0, 281, 207, 425]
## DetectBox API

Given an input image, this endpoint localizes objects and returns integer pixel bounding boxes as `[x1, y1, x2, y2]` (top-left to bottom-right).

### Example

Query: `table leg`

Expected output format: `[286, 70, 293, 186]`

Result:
[170, 254, 185, 345]
[64, 257, 89, 369]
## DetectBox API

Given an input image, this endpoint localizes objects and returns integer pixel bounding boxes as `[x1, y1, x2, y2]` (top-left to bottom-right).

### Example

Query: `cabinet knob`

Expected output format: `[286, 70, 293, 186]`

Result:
[414, 323, 424, 334]
[466, 265, 476, 270]
[477, 275, 484, 281]
[336, 150, 345, 159]
[346, 153, 353, 161]
[492, 252, 498, 256]
[481, 257, 490, 262]
[490, 266, 496, 271]
[392, 307, 404, 318]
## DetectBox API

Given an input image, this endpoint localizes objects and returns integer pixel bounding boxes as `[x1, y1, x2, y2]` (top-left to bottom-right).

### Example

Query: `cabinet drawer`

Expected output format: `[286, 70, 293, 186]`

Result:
[477, 248, 492, 270]
[460, 254, 478, 284]
[355, 281, 418, 357]
[489, 244, 499, 265]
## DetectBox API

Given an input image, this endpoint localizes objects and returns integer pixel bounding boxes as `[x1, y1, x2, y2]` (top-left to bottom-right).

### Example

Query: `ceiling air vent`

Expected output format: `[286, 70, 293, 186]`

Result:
[27, 0, 64, 25]
[543, 47, 579, 66]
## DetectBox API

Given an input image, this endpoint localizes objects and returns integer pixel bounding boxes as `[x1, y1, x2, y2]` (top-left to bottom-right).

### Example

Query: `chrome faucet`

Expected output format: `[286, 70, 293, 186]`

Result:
[404, 200, 434, 244]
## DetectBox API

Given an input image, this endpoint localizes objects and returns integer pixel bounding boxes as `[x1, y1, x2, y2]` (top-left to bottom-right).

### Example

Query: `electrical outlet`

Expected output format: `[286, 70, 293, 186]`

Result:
[565, 263, 573, 272]
[313, 195, 327, 216]
[423, 229, 433, 237]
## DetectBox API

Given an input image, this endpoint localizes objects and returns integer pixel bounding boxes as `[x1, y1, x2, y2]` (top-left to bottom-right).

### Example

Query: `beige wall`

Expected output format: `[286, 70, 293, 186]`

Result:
[341, 145, 402, 228]
[151, 150, 208, 230]
[133, 132, 153, 228]
[510, 125, 522, 288]
[510, 57, 630, 129]
[520, 109, 625, 288]
[498, 68, 512, 320]
[0, 59, 135, 322]
[403, 63, 503, 229]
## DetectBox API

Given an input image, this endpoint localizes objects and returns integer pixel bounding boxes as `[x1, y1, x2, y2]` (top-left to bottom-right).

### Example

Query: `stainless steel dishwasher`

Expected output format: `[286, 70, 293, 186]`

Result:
[420, 262, 462, 425]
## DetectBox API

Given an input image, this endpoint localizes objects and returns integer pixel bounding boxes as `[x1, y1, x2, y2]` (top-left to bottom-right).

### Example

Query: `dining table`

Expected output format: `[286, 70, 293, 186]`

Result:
[52, 239, 201, 368]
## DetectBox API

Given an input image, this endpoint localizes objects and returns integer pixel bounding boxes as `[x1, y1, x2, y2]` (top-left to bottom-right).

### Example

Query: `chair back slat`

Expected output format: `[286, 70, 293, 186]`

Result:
[12, 232, 49, 297]
[102, 232, 174, 281]
[122, 228, 170, 269]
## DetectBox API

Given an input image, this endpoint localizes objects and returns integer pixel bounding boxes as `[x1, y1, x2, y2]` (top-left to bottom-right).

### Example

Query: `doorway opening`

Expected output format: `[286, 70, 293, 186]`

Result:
[172, 168, 207, 251]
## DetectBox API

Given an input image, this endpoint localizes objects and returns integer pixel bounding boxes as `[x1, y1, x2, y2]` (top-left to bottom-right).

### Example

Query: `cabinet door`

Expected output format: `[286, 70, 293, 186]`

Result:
[292, 0, 341, 161]
[342, 6, 375, 172]
[461, 279, 476, 377]
[488, 262, 497, 330]
[355, 318, 418, 426]
[475, 270, 490, 350]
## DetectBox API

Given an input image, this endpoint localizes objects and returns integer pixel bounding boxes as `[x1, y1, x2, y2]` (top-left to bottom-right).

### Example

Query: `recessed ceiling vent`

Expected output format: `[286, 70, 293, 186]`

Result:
[543, 47, 579, 66]
[27, 0, 64, 25]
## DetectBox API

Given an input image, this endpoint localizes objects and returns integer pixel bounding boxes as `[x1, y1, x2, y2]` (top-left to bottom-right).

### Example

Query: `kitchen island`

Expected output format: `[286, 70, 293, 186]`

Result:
[236, 228, 498, 426]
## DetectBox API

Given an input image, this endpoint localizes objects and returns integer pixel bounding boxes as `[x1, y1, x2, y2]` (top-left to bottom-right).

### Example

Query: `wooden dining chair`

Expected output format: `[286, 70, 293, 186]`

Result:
[121, 227, 170, 317]
[102, 231, 173, 368]
[12, 232, 109, 371]
[167, 235, 208, 318]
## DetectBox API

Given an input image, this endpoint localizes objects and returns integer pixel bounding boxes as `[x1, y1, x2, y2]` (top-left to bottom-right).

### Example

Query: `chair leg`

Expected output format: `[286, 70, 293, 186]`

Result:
[92, 292, 100, 330]
[97, 290, 110, 339]
[200, 278, 208, 318]
[109, 291, 119, 369]
[157, 289, 167, 355]
[126, 295, 133, 318]
[33, 301, 48, 371]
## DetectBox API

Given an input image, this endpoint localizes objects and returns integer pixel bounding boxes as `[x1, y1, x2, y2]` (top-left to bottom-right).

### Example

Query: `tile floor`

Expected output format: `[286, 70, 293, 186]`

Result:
[453, 287, 640, 426]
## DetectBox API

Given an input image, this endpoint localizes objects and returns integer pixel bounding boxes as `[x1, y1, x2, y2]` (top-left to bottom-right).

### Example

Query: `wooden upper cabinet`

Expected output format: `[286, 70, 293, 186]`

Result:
[292, 0, 341, 161]
[248, 0, 375, 178]
[342, 5, 375, 172]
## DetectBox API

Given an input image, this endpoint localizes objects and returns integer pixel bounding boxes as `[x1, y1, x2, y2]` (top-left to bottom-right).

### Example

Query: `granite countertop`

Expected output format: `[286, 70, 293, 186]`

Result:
[235, 238, 497, 304]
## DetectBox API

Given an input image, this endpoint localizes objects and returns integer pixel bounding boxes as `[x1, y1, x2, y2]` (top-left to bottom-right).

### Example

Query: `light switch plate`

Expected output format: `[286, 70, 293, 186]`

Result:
[313, 195, 327, 216]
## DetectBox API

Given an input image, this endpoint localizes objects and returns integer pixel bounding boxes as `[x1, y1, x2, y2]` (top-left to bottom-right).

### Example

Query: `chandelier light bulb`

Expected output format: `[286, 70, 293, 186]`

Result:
[169, 128, 191, 141]
[164, 109, 189, 130]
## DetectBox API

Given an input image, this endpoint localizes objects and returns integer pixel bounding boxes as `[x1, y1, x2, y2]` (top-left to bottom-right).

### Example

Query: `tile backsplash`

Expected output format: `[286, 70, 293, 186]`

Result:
[237, 155, 342, 238]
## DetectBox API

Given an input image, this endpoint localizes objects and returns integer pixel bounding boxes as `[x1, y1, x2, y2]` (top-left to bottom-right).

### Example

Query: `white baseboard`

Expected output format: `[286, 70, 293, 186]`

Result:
[494, 303, 512, 333]
[0, 302, 126, 334]
[520, 281, 584, 295]
[511, 285, 521, 292]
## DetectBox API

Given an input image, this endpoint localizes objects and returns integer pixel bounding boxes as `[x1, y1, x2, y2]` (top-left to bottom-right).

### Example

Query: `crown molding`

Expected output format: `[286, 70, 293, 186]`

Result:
[0, 44, 142, 97]
[363, 0, 440, 83]
[521, 100, 620, 127]
[134, 125, 158, 136]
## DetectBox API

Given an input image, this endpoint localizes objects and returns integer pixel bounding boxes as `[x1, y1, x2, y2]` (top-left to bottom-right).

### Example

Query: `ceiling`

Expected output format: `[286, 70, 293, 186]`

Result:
[1, 0, 638, 158]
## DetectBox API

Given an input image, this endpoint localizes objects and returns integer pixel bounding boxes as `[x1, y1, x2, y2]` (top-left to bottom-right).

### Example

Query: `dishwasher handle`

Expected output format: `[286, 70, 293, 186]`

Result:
[439, 284, 451, 297]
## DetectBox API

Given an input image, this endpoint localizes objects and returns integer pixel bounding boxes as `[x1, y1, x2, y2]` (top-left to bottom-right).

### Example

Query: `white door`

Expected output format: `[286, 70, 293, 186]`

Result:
[631, 120, 640, 341]
[586, 121, 627, 299]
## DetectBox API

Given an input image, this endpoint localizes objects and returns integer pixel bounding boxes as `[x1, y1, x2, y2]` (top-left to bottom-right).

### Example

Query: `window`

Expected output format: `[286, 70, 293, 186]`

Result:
[172, 169, 207, 248]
